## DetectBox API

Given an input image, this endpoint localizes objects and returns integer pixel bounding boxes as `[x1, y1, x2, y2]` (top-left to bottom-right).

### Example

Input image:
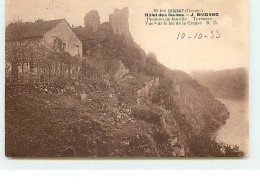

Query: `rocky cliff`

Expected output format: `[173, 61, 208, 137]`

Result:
[6, 8, 241, 158]
[70, 8, 231, 156]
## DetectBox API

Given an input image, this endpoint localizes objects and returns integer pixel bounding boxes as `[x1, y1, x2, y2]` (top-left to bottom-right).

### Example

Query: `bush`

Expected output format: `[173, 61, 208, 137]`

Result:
[132, 106, 161, 125]
[189, 135, 244, 157]
[153, 129, 170, 145]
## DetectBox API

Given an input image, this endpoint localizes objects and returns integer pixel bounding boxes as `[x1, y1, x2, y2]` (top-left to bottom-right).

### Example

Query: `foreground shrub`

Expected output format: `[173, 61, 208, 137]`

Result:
[132, 106, 161, 125]
[189, 135, 244, 157]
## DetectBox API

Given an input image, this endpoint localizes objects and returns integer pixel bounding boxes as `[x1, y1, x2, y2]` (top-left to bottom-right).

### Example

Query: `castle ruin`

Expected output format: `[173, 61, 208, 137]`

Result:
[84, 10, 100, 32]
[109, 7, 131, 38]
[84, 7, 132, 39]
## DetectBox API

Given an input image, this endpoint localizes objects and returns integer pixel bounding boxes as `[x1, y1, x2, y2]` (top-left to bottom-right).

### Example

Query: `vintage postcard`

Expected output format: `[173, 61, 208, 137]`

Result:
[5, 0, 248, 157]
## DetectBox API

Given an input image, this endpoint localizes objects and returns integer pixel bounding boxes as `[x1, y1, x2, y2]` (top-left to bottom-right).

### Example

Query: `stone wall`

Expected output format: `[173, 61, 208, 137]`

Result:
[43, 19, 83, 57]
[84, 10, 100, 32]
[109, 7, 131, 38]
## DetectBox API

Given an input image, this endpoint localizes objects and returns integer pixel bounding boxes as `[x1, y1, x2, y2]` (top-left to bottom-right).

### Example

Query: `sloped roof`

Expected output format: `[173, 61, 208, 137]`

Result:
[6, 19, 65, 41]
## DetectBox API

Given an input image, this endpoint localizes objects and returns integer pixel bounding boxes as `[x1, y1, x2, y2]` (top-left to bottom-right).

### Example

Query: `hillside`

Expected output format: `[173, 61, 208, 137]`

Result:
[191, 68, 248, 100]
[5, 9, 244, 157]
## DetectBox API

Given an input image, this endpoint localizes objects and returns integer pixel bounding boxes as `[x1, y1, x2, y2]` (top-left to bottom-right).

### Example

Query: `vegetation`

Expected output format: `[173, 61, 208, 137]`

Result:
[189, 135, 244, 157]
[191, 68, 248, 100]
[5, 18, 245, 157]
[5, 19, 82, 83]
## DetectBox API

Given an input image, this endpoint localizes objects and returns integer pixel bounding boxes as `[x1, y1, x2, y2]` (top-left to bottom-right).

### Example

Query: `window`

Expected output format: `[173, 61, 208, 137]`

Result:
[62, 42, 66, 52]
[30, 63, 33, 70]
[53, 37, 66, 52]
[76, 45, 79, 55]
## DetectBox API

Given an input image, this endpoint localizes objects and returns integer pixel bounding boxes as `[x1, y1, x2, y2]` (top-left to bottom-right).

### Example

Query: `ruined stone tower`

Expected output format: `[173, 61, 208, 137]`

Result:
[109, 7, 131, 38]
[84, 10, 100, 32]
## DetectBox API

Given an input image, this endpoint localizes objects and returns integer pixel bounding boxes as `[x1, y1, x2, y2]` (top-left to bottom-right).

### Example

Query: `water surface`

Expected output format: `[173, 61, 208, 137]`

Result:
[216, 98, 249, 156]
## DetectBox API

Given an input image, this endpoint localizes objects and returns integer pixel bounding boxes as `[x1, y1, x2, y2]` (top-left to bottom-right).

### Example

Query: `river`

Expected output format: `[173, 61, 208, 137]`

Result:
[215, 98, 249, 156]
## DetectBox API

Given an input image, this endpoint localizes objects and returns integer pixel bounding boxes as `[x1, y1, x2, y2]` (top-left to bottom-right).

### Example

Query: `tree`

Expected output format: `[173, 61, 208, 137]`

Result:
[5, 17, 27, 83]
[5, 18, 44, 83]
[6, 19, 82, 83]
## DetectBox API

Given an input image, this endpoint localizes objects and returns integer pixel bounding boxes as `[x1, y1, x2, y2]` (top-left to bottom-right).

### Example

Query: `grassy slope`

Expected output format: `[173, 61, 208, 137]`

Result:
[6, 26, 241, 157]
[5, 88, 173, 157]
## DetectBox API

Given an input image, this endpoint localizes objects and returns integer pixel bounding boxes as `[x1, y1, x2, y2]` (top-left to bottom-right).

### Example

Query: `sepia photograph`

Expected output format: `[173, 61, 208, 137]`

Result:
[5, 0, 248, 157]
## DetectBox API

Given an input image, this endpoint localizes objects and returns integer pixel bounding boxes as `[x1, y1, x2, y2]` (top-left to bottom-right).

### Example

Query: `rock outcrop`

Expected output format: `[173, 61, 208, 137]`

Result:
[84, 10, 100, 32]
[140, 49, 147, 64]
[114, 60, 129, 80]
[147, 52, 157, 64]
[137, 77, 160, 102]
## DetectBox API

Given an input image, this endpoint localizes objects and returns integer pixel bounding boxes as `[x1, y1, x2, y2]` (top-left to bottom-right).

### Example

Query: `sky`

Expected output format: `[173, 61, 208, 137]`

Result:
[6, 0, 248, 73]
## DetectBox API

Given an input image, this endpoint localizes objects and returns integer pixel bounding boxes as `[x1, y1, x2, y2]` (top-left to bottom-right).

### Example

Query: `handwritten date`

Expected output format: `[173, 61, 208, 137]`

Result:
[177, 30, 220, 40]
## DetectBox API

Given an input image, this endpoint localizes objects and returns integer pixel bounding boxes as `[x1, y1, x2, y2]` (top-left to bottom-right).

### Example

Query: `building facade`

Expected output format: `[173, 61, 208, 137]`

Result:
[5, 19, 82, 83]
